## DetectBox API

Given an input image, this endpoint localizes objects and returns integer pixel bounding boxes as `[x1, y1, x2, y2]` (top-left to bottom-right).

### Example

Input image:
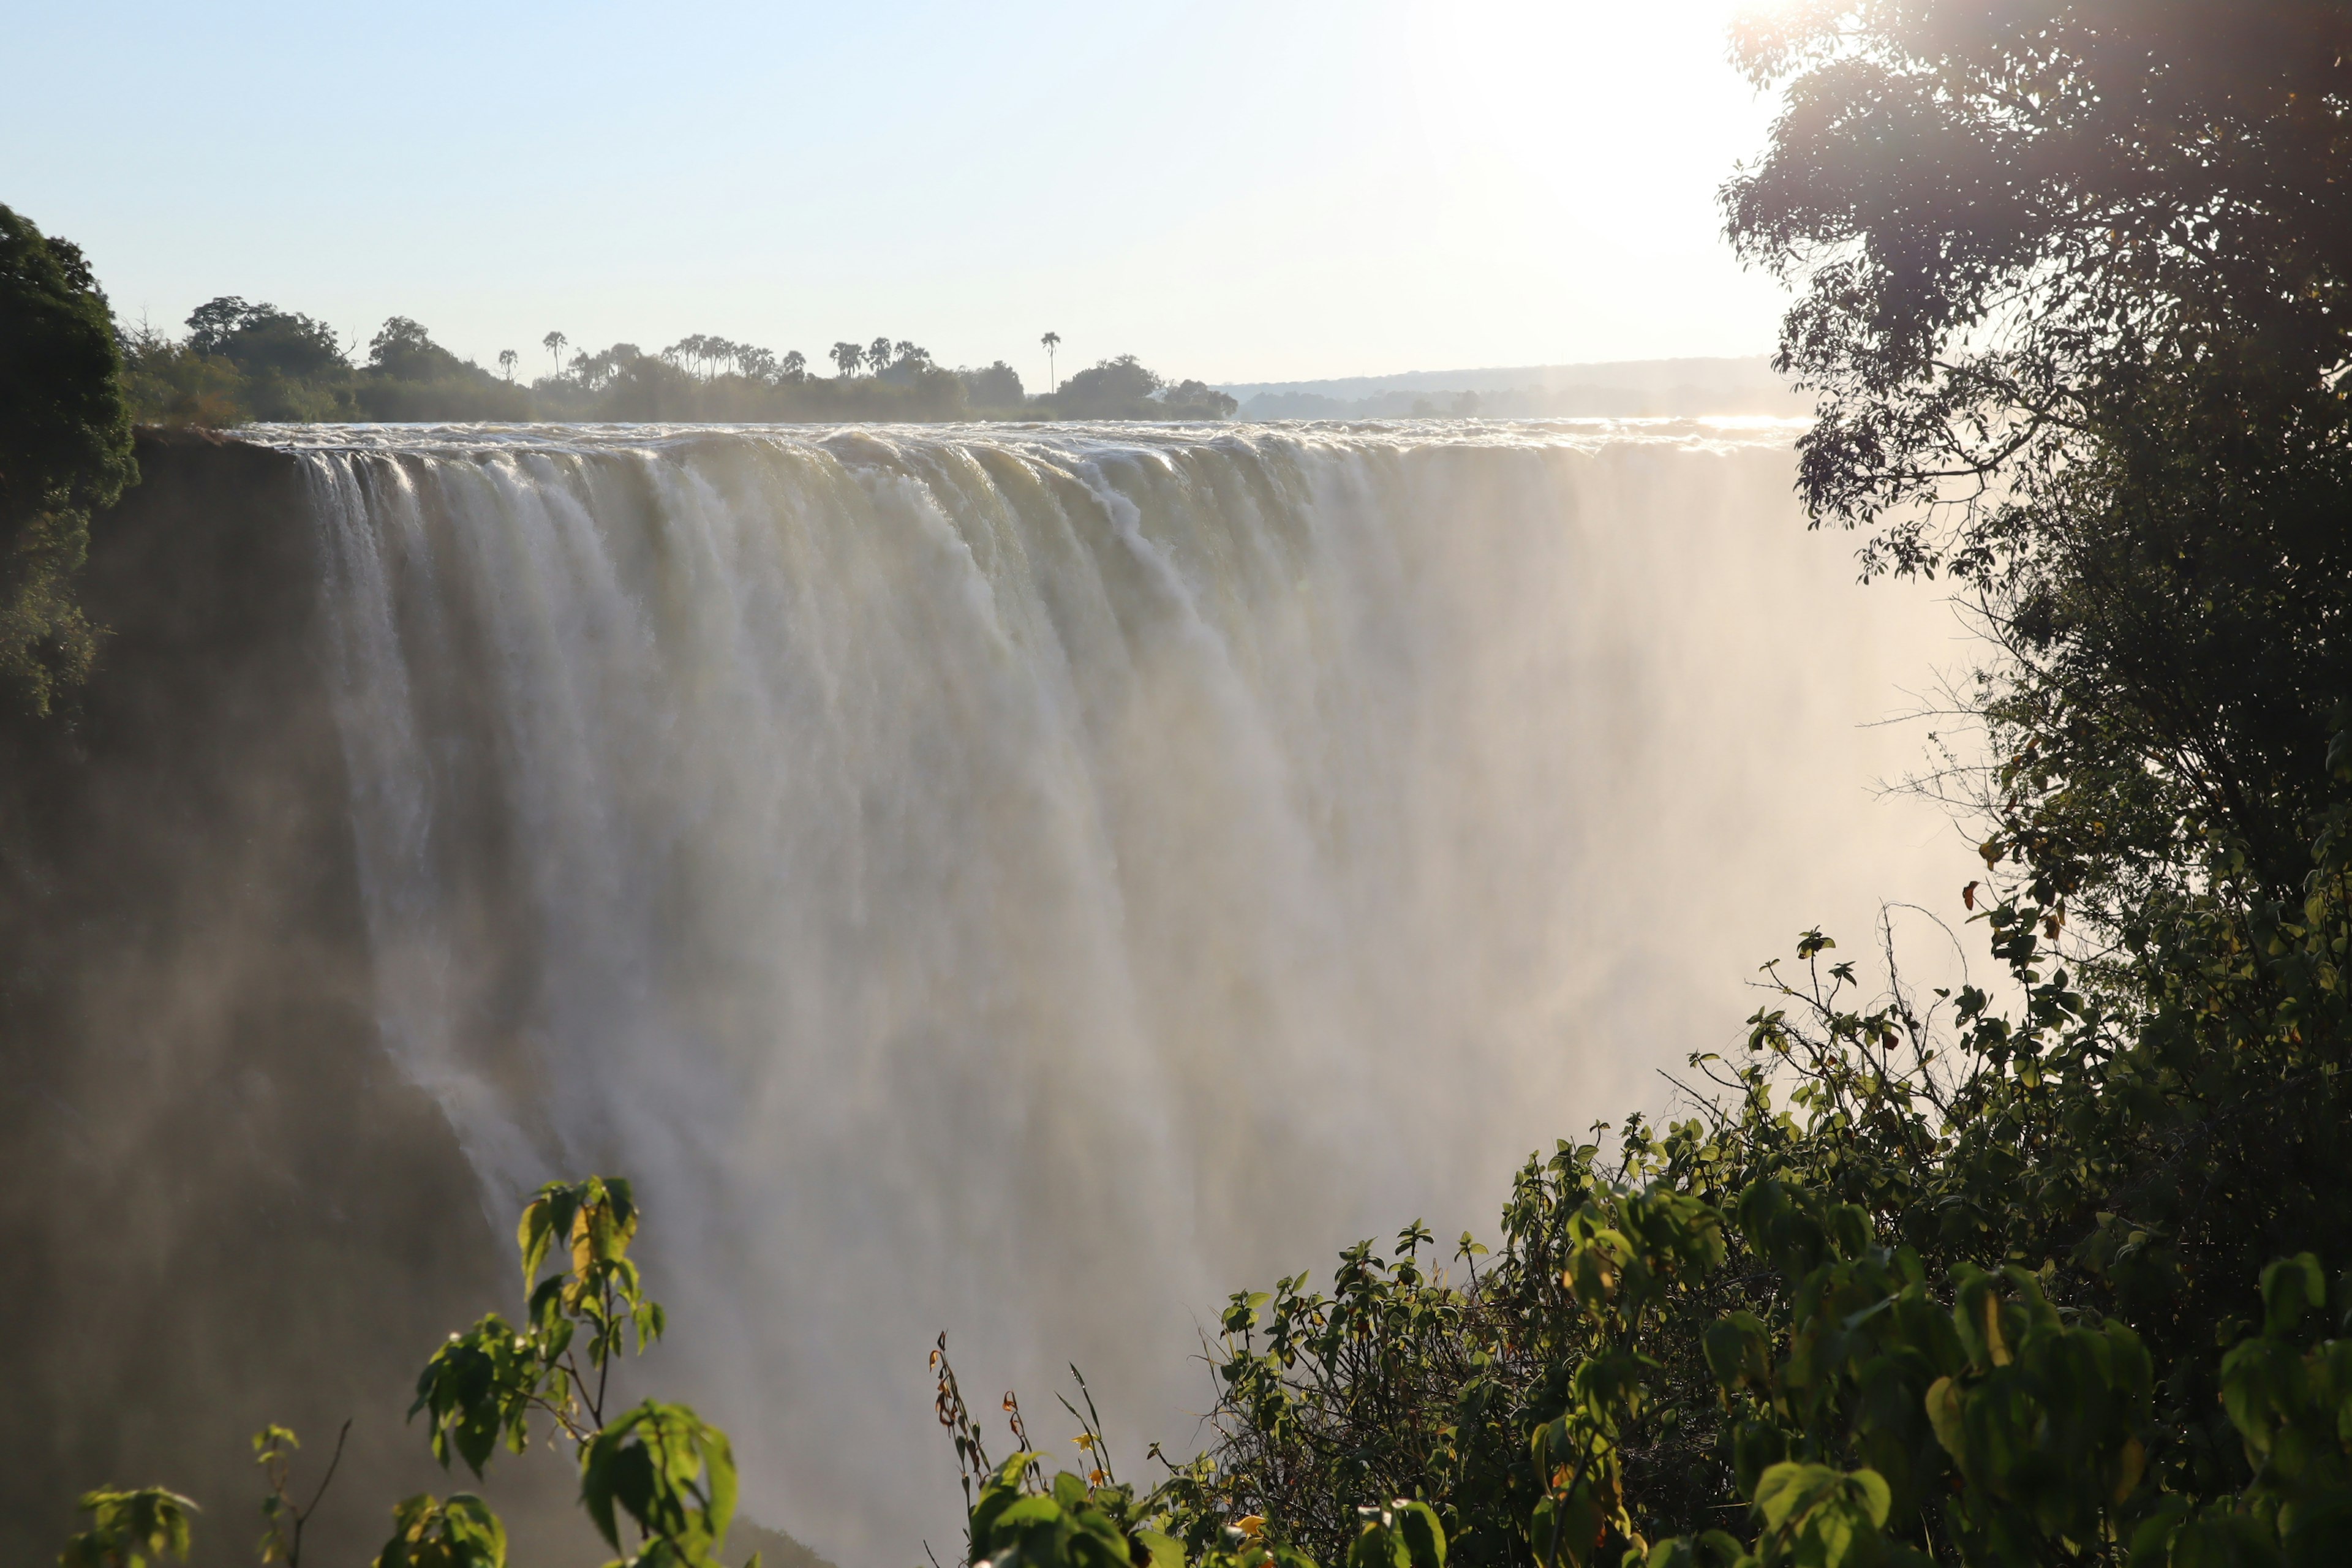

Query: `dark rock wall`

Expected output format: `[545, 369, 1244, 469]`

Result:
[0, 431, 592, 1564]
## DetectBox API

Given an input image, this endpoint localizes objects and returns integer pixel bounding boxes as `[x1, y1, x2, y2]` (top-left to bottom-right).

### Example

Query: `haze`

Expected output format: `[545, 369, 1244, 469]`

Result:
[5, 0, 1788, 385]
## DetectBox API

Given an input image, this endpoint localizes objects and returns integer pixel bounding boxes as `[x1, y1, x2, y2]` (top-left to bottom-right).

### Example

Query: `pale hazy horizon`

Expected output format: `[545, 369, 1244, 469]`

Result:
[6, 0, 1791, 390]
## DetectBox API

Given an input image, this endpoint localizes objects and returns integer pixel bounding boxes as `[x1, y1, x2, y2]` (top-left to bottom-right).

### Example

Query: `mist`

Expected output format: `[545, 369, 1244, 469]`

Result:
[288, 418, 1951, 1559]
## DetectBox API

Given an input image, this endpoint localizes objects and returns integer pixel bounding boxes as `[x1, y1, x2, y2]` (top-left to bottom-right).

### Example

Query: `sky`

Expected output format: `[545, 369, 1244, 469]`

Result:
[4, 0, 1793, 387]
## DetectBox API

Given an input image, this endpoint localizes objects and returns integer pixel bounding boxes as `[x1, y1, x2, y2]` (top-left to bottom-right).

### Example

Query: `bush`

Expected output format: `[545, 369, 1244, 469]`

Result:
[0, 203, 133, 712]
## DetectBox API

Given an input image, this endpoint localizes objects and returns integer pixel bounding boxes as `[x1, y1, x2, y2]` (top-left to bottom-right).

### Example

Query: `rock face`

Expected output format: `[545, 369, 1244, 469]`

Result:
[0, 430, 587, 1566]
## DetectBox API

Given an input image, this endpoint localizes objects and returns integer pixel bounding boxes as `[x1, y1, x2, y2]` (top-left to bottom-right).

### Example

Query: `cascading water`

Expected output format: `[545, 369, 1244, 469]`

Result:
[268, 418, 1959, 1561]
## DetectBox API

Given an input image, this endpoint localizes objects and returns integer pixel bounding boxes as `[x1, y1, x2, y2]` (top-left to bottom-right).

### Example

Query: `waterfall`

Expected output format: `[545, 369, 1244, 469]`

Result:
[271, 418, 1956, 1561]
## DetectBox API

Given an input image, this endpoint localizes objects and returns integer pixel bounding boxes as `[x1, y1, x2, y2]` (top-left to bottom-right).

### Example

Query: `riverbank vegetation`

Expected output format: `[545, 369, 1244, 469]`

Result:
[20, 0, 2352, 1564]
[112, 305, 1234, 429]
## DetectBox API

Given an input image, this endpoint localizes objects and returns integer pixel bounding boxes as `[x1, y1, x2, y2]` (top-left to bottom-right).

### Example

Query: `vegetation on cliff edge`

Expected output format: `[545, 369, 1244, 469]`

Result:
[0, 203, 132, 714]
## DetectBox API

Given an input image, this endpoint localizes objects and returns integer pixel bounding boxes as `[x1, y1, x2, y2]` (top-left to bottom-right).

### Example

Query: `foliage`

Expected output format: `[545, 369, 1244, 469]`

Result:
[391, 1174, 766, 1568]
[0, 206, 134, 520]
[1046, 356, 1239, 420]
[374, 1493, 508, 1568]
[1157, 381, 1242, 420]
[1053, 356, 1167, 417]
[580, 1402, 742, 1568]
[367, 318, 467, 382]
[1722, 0, 2352, 930]
[59, 1488, 198, 1568]
[255, 1420, 349, 1566]
[0, 203, 132, 712]
[529, 336, 1213, 423]
[1008, 19, 2352, 1560]
[114, 302, 1217, 427]
[1152, 682, 2352, 1568]
[119, 323, 255, 428]
[965, 1451, 1182, 1568]
[118, 304, 524, 426]
[386, 1172, 777, 1568]
[55, 1175, 768, 1568]
[2162, 1254, 2352, 1565]
[186, 298, 353, 419]
[410, 1175, 666, 1471]
[962, 360, 1027, 410]
[1349, 1501, 1449, 1568]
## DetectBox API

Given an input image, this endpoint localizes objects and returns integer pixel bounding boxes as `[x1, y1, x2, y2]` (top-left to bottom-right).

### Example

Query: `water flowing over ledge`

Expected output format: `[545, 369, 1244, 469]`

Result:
[244, 413, 1814, 459]
[251, 418, 1947, 1561]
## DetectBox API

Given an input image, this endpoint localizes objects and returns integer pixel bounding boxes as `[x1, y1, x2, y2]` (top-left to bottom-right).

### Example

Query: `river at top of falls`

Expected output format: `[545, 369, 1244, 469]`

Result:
[252, 417, 1964, 1562]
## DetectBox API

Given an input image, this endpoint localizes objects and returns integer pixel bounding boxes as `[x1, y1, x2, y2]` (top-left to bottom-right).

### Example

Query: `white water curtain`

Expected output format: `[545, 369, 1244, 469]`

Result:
[285, 420, 1957, 1561]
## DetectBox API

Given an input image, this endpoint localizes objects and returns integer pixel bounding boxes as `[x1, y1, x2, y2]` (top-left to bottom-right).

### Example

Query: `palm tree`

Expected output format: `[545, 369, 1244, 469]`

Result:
[499, 349, 518, 382]
[868, 336, 894, 375]
[831, 341, 863, 377]
[543, 331, 567, 372]
[1041, 331, 1061, 393]
[782, 350, 807, 382]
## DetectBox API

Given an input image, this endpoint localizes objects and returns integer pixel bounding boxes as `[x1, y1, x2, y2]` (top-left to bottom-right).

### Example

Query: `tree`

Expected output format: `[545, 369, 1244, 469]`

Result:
[496, 350, 516, 382]
[542, 331, 567, 372]
[959, 361, 1024, 408]
[183, 298, 344, 382]
[161, 298, 349, 421]
[780, 350, 807, 382]
[1042, 330, 1061, 393]
[1723, 0, 2352, 925]
[365, 318, 466, 382]
[356, 320, 529, 421]
[867, 336, 894, 375]
[117, 322, 247, 429]
[675, 336, 745, 382]
[185, 297, 255, 357]
[567, 342, 648, 393]
[0, 203, 132, 713]
[876, 342, 938, 386]
[829, 341, 862, 377]
[1055, 355, 1163, 417]
[1155, 380, 1237, 420]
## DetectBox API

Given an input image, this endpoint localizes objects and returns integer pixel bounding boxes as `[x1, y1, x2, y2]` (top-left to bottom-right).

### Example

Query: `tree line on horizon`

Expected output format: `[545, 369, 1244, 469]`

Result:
[115, 298, 1238, 428]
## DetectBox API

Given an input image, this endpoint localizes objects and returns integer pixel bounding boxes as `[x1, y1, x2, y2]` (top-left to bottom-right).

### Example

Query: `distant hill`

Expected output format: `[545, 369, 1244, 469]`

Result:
[1215, 356, 1808, 420]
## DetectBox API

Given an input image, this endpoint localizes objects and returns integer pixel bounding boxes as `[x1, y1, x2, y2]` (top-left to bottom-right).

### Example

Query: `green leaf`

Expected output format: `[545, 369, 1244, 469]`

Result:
[2264, 1255, 2328, 1340]
[373, 1493, 507, 1568]
[61, 1487, 199, 1568]
[578, 1401, 737, 1564]
[1392, 1501, 1446, 1568]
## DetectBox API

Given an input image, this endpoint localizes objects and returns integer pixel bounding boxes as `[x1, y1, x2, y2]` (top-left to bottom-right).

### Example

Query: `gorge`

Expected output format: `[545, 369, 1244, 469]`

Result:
[0, 420, 1956, 1566]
